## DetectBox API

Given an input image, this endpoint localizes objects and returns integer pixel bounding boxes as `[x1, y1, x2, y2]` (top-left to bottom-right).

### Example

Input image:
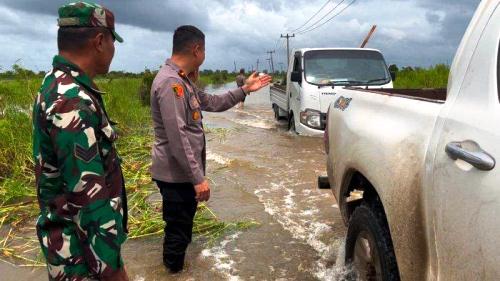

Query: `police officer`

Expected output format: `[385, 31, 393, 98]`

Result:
[150, 25, 272, 273]
[32, 2, 128, 280]
[235, 68, 246, 108]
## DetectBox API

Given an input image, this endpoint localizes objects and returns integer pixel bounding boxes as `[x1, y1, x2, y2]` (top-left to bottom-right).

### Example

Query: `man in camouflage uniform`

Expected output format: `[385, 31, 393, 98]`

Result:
[150, 25, 272, 273]
[32, 2, 128, 280]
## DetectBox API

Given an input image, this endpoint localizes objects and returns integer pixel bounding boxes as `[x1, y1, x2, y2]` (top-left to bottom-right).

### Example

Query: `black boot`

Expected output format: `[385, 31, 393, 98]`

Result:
[163, 236, 186, 273]
[163, 252, 185, 273]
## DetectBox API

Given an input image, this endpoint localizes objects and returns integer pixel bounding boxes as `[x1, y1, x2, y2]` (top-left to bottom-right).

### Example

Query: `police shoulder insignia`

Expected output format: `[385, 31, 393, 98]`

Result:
[172, 83, 184, 98]
[334, 96, 352, 111]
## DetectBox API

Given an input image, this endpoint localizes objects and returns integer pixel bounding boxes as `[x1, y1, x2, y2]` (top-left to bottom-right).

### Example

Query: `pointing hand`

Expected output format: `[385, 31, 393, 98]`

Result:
[242, 72, 272, 93]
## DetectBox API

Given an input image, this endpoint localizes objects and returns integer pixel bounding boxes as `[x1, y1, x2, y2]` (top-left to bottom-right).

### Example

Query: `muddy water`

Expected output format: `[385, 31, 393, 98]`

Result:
[1, 82, 349, 281]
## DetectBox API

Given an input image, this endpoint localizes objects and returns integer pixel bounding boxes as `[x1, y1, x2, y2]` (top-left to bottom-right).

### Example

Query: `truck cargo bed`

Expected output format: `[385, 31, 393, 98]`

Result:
[347, 88, 447, 103]
[270, 84, 289, 113]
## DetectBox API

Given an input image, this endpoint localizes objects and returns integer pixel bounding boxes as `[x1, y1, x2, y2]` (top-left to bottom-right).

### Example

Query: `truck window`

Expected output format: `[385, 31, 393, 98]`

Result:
[303, 50, 390, 86]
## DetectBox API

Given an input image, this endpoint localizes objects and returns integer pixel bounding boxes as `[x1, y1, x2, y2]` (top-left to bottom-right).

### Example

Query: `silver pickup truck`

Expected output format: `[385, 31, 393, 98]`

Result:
[320, 0, 500, 280]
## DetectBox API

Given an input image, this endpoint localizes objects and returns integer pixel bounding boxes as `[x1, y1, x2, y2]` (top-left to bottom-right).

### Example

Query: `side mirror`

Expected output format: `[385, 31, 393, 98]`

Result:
[291, 71, 302, 83]
[390, 71, 397, 82]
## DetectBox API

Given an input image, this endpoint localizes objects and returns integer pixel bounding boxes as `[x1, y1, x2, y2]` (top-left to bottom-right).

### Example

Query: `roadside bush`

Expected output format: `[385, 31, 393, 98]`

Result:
[138, 69, 155, 106]
[393, 64, 449, 89]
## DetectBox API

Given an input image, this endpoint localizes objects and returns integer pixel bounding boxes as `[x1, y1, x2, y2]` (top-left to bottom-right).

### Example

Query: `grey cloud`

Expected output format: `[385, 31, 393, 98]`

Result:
[425, 12, 441, 24]
[0, 0, 484, 72]
[0, 0, 209, 32]
[405, 0, 477, 42]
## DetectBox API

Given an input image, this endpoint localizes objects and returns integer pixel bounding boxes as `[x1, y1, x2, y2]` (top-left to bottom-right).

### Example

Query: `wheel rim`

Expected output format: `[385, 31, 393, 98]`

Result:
[353, 230, 383, 281]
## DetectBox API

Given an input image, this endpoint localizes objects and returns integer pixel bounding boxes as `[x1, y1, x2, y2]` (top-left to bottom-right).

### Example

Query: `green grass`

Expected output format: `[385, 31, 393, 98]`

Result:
[393, 64, 449, 89]
[0, 75, 256, 266]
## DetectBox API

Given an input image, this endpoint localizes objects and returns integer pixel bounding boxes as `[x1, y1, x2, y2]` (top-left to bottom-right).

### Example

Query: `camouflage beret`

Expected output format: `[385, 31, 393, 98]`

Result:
[58, 1, 123, 43]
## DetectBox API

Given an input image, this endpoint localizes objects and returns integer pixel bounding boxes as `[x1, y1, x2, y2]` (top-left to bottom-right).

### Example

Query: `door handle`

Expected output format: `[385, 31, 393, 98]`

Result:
[445, 141, 496, 171]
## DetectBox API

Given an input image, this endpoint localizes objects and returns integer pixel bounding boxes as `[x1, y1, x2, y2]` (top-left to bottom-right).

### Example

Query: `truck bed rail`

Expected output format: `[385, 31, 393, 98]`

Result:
[346, 88, 447, 103]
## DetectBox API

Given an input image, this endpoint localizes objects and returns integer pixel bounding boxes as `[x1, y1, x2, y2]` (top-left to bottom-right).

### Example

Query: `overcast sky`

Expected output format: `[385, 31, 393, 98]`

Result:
[0, 0, 479, 73]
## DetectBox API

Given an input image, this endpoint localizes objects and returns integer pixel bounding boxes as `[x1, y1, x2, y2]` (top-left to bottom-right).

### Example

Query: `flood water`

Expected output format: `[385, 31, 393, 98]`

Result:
[1, 82, 348, 281]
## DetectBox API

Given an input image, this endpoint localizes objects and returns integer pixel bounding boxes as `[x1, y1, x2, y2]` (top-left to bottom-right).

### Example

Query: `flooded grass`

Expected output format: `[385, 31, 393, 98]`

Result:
[0, 77, 256, 266]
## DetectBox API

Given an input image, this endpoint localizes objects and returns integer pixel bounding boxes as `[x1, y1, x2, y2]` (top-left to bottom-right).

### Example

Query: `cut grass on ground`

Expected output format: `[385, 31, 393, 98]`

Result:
[0, 77, 256, 266]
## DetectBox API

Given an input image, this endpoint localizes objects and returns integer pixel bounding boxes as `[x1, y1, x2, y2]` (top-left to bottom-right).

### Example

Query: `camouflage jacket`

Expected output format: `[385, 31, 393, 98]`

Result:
[33, 55, 127, 280]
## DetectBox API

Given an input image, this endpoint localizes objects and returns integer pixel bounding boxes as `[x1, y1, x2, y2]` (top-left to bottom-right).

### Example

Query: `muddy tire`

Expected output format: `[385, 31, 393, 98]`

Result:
[288, 113, 296, 133]
[345, 204, 400, 281]
[273, 105, 280, 120]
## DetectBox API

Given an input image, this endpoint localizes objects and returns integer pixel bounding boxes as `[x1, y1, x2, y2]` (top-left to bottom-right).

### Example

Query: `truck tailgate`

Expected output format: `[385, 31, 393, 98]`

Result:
[270, 85, 288, 111]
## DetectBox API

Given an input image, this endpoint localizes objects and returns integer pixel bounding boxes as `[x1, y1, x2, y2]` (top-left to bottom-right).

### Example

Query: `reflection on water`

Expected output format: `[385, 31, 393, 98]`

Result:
[203, 82, 272, 106]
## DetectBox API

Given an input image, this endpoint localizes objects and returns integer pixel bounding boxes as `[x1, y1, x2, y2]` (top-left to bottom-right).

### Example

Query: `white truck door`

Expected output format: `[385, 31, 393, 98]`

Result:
[289, 51, 302, 117]
[431, 5, 500, 280]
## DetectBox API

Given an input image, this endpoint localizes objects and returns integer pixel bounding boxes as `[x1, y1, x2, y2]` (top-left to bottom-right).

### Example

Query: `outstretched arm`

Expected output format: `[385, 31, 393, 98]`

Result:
[189, 70, 272, 112]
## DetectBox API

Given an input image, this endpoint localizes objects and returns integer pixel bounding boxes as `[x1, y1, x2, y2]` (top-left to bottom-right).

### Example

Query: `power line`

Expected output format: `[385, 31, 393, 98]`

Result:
[297, 0, 356, 35]
[290, 0, 332, 33]
[297, 0, 346, 34]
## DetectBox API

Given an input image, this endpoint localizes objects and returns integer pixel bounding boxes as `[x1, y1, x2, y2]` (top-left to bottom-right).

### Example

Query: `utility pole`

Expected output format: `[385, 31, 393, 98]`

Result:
[280, 33, 295, 69]
[278, 62, 284, 73]
[360, 25, 377, 48]
[256, 59, 260, 72]
[266, 58, 271, 73]
[266, 50, 276, 74]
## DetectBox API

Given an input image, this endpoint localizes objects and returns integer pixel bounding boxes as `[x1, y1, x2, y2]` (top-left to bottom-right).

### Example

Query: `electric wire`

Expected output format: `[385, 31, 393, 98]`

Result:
[297, 0, 356, 35]
[290, 0, 332, 33]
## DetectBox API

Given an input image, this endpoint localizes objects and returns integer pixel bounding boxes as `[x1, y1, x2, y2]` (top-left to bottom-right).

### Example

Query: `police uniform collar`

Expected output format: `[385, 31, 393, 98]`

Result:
[165, 59, 190, 80]
[165, 58, 180, 72]
[52, 55, 106, 95]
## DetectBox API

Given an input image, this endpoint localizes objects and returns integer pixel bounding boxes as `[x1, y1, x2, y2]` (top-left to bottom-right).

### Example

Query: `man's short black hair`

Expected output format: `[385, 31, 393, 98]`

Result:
[239, 68, 245, 74]
[58, 27, 110, 52]
[173, 25, 205, 54]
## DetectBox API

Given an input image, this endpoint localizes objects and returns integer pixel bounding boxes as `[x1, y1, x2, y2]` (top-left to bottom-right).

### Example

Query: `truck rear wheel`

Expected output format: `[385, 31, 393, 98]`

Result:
[345, 204, 400, 281]
[288, 113, 296, 133]
[273, 105, 280, 120]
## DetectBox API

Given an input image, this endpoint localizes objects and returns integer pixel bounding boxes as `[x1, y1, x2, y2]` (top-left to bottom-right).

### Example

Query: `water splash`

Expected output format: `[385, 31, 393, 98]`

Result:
[202, 232, 242, 281]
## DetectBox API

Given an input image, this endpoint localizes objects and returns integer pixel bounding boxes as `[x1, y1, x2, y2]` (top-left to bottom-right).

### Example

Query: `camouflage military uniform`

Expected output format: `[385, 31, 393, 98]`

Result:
[32, 3, 127, 279]
[33, 54, 127, 281]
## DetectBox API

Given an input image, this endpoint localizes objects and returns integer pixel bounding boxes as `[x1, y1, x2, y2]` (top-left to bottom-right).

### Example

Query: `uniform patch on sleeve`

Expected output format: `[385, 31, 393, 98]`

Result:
[172, 83, 184, 98]
[74, 143, 98, 163]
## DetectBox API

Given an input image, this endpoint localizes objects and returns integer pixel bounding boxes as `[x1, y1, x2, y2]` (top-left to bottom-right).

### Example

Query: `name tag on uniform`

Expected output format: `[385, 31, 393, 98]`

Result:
[189, 95, 200, 110]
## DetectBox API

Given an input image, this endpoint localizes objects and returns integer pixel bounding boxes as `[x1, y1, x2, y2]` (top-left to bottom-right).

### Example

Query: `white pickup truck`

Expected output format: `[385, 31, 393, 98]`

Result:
[319, 0, 500, 280]
[270, 48, 394, 136]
